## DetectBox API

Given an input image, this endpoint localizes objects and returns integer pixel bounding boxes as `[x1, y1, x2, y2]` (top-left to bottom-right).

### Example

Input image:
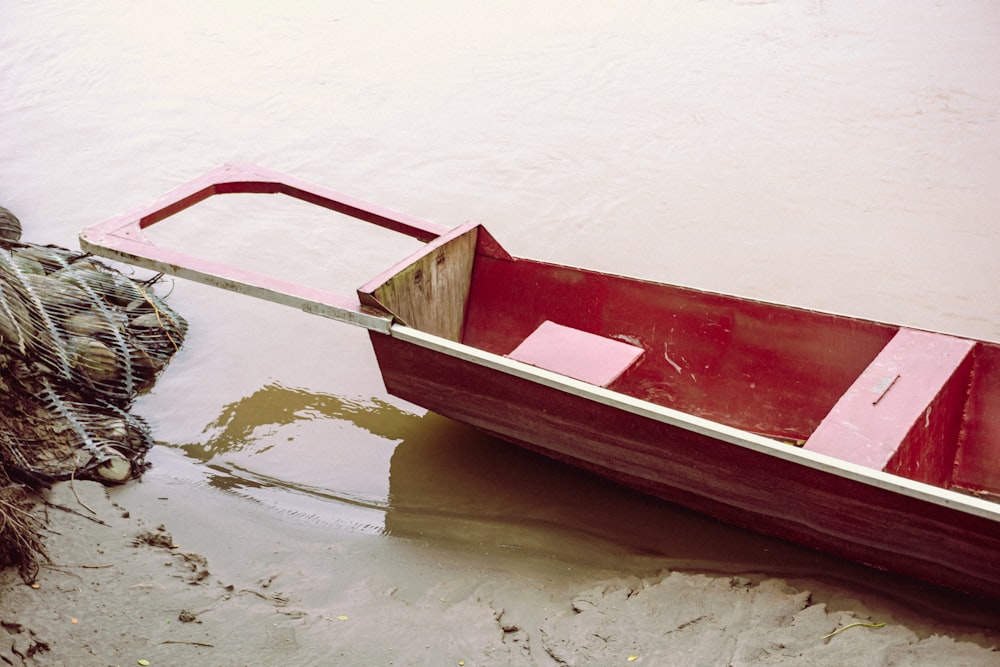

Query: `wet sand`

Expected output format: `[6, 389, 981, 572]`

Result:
[2, 481, 996, 666]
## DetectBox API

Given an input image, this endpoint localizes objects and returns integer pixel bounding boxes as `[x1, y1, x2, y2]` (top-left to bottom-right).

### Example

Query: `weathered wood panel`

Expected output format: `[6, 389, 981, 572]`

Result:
[804, 328, 975, 487]
[360, 226, 478, 341]
[953, 343, 1000, 498]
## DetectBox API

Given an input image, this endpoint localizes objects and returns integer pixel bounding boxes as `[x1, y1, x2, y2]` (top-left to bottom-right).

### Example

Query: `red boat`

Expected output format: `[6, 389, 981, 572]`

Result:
[80, 163, 1000, 600]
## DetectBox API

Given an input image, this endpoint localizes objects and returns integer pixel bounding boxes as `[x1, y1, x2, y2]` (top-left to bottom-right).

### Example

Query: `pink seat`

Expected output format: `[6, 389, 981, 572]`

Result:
[804, 328, 975, 485]
[507, 321, 644, 387]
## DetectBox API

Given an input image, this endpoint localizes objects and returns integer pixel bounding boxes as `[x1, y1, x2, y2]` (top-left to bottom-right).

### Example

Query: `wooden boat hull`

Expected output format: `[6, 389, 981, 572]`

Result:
[78, 163, 1000, 601]
[369, 328, 1000, 600]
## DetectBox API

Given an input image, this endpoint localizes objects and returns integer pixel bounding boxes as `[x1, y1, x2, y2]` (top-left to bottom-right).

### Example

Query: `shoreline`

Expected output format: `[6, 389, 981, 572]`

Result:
[0, 480, 996, 666]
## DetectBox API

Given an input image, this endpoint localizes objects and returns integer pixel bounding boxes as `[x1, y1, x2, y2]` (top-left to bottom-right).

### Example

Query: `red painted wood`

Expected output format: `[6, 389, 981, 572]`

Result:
[507, 321, 644, 387]
[369, 331, 1000, 599]
[953, 343, 1000, 498]
[462, 254, 897, 442]
[804, 328, 975, 485]
[367, 228, 1000, 599]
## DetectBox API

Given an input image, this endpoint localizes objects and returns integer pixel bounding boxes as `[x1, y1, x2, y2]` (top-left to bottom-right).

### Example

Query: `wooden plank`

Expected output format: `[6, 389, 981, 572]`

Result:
[359, 224, 478, 341]
[804, 328, 975, 485]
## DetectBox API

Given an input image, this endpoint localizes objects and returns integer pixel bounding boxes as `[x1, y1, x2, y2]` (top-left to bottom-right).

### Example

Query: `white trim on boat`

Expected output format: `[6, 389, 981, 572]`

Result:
[391, 325, 1000, 523]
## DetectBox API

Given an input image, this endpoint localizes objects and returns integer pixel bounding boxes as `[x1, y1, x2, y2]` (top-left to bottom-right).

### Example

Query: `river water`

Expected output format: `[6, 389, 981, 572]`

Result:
[3, 0, 999, 648]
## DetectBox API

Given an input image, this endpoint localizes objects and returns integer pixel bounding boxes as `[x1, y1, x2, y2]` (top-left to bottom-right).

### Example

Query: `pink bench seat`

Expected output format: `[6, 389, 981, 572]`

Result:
[804, 328, 975, 485]
[507, 321, 644, 387]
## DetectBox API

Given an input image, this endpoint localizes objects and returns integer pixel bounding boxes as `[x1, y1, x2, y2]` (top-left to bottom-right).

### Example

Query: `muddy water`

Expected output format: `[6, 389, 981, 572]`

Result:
[3, 0, 999, 644]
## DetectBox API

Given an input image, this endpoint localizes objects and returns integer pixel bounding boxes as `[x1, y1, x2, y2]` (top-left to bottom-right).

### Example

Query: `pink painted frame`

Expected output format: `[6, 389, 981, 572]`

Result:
[80, 163, 448, 332]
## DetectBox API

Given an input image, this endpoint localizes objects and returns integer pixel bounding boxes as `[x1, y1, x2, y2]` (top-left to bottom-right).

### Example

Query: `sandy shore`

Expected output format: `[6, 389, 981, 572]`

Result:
[0, 481, 996, 666]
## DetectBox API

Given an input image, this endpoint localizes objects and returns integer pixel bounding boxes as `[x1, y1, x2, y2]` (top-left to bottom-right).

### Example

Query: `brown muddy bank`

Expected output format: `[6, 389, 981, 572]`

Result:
[0, 481, 996, 666]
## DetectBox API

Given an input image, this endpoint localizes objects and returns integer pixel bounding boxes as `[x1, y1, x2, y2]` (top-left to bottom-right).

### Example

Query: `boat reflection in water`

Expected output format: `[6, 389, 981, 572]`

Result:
[172, 382, 997, 624]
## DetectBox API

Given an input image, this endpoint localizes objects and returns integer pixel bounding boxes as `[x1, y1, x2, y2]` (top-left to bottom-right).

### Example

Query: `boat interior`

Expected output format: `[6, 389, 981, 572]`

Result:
[359, 223, 1000, 502]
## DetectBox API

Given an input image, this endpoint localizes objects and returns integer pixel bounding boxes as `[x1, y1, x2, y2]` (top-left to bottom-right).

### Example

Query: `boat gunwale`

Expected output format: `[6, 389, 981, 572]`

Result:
[389, 324, 1000, 523]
